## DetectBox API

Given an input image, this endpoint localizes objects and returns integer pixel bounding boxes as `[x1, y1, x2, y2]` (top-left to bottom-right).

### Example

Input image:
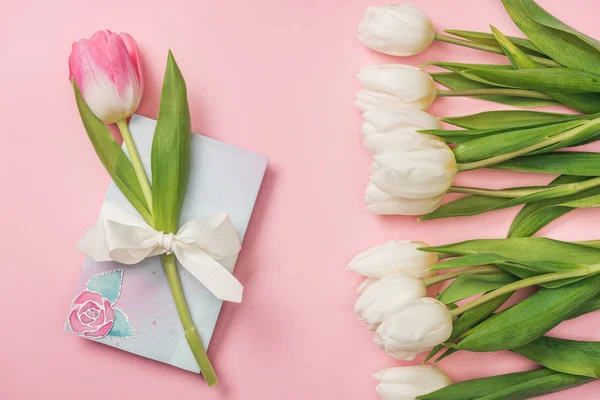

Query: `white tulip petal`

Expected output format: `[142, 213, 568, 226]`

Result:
[374, 365, 452, 400]
[362, 108, 441, 136]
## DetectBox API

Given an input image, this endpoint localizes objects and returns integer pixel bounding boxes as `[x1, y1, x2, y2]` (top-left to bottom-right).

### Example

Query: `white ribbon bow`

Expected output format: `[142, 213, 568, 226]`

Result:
[77, 203, 243, 302]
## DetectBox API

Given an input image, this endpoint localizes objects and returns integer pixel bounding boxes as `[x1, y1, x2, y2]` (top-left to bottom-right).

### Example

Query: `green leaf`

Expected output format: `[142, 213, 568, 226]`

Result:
[430, 253, 509, 271]
[508, 176, 590, 237]
[491, 25, 600, 113]
[441, 110, 569, 130]
[418, 368, 592, 400]
[463, 67, 600, 93]
[445, 29, 547, 56]
[569, 296, 600, 319]
[495, 152, 600, 176]
[438, 272, 517, 304]
[151, 51, 191, 234]
[72, 81, 152, 224]
[453, 120, 585, 163]
[423, 237, 600, 266]
[515, 336, 600, 378]
[420, 195, 514, 220]
[502, 0, 600, 75]
[457, 275, 600, 351]
[431, 72, 560, 107]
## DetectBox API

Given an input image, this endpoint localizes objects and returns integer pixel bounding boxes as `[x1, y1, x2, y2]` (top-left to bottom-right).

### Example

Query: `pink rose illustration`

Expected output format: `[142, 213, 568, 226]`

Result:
[69, 290, 116, 338]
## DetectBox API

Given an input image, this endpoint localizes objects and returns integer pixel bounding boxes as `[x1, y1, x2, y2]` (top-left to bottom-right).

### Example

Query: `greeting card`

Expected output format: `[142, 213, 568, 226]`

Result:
[66, 114, 267, 373]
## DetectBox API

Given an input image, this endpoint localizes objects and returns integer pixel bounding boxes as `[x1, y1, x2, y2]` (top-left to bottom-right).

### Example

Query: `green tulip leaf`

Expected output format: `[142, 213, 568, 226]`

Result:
[495, 152, 600, 176]
[438, 272, 517, 304]
[514, 336, 600, 378]
[440, 110, 569, 130]
[151, 51, 191, 234]
[502, 0, 600, 75]
[453, 120, 585, 163]
[72, 81, 153, 224]
[418, 368, 592, 400]
[569, 296, 600, 319]
[430, 253, 509, 271]
[463, 67, 600, 94]
[431, 72, 559, 108]
[456, 275, 600, 352]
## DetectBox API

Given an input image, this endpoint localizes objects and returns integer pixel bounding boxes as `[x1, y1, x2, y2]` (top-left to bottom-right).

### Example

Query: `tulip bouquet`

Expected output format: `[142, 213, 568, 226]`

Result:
[356, 0, 600, 236]
[348, 238, 600, 399]
[68, 31, 251, 386]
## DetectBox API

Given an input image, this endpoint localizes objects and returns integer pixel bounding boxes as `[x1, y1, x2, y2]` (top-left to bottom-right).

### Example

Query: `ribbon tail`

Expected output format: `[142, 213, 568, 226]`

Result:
[174, 247, 244, 303]
[77, 225, 112, 261]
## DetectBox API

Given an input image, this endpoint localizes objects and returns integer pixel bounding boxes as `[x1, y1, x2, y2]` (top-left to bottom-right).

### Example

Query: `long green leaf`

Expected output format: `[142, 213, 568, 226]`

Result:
[463, 67, 600, 93]
[418, 368, 592, 400]
[508, 175, 589, 237]
[73, 81, 153, 224]
[457, 275, 600, 351]
[503, 0, 600, 75]
[570, 296, 600, 319]
[515, 336, 600, 378]
[452, 120, 585, 163]
[492, 25, 600, 112]
[431, 72, 559, 107]
[441, 110, 569, 130]
[438, 272, 517, 304]
[495, 152, 600, 176]
[151, 51, 191, 234]
[423, 238, 600, 266]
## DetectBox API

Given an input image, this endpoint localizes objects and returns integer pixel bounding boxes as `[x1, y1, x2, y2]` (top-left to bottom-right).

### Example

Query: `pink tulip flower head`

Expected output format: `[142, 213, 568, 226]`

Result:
[69, 30, 143, 124]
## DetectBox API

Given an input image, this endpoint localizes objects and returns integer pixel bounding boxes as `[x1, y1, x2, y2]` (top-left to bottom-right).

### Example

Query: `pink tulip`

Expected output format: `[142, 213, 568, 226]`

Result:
[69, 30, 143, 124]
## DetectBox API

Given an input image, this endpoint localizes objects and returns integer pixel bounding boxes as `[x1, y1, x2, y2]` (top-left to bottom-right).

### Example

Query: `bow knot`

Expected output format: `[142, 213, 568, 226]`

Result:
[158, 231, 175, 254]
[77, 202, 244, 302]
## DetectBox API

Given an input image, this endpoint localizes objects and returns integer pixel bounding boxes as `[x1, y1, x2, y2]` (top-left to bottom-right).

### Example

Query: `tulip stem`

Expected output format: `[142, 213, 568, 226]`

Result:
[449, 264, 600, 318]
[448, 186, 540, 198]
[456, 119, 600, 171]
[423, 265, 502, 287]
[116, 119, 153, 212]
[162, 253, 218, 386]
[437, 88, 552, 100]
[433, 33, 561, 67]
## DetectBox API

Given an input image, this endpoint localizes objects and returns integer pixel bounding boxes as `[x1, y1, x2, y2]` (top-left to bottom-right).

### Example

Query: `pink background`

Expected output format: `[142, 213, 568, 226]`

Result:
[1, 0, 600, 399]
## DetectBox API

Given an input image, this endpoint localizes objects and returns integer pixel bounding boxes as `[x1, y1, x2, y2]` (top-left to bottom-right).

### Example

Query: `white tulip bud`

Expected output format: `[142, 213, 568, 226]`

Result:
[370, 143, 456, 199]
[346, 240, 437, 279]
[374, 365, 452, 400]
[365, 182, 443, 215]
[358, 3, 435, 57]
[355, 64, 437, 111]
[355, 273, 426, 327]
[374, 297, 452, 361]
[362, 108, 441, 136]
[364, 131, 445, 154]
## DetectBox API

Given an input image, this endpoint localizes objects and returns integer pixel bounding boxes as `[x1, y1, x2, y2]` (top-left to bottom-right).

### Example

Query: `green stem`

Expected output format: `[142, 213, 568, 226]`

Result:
[116, 119, 153, 212]
[448, 186, 539, 198]
[457, 120, 599, 171]
[162, 253, 218, 386]
[423, 265, 501, 287]
[434, 33, 561, 67]
[437, 88, 552, 100]
[450, 264, 600, 318]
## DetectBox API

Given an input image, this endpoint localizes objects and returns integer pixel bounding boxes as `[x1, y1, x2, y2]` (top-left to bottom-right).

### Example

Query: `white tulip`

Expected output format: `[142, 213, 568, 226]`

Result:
[374, 297, 452, 361]
[374, 366, 452, 400]
[346, 240, 437, 279]
[362, 108, 441, 136]
[370, 144, 456, 199]
[358, 3, 435, 57]
[365, 182, 443, 215]
[355, 273, 426, 327]
[364, 131, 445, 154]
[355, 64, 437, 111]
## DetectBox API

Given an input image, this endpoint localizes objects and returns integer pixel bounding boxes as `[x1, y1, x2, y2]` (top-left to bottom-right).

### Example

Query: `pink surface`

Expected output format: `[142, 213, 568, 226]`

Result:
[1, 0, 600, 399]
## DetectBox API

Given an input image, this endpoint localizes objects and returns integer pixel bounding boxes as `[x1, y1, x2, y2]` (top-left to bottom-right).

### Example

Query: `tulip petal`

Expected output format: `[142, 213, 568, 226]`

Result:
[106, 33, 140, 114]
[120, 32, 143, 90]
